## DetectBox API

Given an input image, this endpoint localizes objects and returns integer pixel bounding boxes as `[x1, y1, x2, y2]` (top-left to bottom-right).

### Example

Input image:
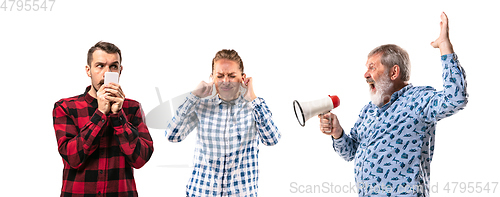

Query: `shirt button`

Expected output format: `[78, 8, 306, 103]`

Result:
[101, 119, 105, 123]
[99, 170, 103, 174]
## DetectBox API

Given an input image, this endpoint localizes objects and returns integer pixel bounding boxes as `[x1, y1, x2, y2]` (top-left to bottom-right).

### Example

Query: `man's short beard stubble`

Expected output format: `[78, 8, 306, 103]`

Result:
[370, 72, 394, 107]
[93, 79, 105, 93]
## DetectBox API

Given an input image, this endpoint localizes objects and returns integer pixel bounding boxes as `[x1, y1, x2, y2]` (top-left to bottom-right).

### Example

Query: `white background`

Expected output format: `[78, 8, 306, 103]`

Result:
[1, 0, 499, 196]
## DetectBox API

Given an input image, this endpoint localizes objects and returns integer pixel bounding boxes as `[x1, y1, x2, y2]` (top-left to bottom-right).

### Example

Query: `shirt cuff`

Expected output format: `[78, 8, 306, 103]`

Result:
[110, 109, 127, 127]
[188, 92, 201, 102]
[332, 130, 349, 148]
[90, 109, 107, 126]
[441, 53, 457, 61]
[251, 97, 269, 122]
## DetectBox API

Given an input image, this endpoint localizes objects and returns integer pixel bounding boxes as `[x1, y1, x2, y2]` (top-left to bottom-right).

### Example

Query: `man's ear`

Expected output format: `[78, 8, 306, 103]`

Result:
[85, 65, 91, 77]
[242, 73, 246, 82]
[391, 65, 400, 81]
[119, 65, 123, 75]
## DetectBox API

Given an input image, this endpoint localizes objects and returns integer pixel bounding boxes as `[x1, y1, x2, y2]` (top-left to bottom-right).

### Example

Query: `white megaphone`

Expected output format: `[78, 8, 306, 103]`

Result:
[293, 95, 340, 127]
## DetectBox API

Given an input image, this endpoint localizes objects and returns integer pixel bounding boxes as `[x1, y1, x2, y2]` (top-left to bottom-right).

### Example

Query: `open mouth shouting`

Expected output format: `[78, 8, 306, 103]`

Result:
[367, 78, 376, 93]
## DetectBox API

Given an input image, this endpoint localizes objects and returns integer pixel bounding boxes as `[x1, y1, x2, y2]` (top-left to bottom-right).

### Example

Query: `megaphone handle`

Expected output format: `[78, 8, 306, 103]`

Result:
[319, 112, 332, 133]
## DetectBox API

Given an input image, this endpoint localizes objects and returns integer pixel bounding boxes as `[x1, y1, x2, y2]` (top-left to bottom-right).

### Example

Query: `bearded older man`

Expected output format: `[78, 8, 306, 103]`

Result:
[319, 12, 468, 196]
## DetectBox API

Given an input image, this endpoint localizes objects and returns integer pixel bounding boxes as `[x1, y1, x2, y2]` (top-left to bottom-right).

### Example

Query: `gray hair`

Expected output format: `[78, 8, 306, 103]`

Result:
[368, 44, 411, 82]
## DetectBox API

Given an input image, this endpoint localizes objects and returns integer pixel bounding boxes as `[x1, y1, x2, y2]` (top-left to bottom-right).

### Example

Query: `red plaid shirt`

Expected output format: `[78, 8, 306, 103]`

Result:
[53, 86, 154, 197]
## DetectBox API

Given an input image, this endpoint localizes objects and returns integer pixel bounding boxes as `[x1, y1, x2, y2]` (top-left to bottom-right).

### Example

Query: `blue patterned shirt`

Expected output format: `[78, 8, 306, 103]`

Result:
[166, 93, 281, 197]
[333, 53, 468, 196]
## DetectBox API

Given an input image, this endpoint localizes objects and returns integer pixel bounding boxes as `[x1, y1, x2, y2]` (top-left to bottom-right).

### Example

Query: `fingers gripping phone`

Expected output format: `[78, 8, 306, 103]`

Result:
[104, 72, 119, 85]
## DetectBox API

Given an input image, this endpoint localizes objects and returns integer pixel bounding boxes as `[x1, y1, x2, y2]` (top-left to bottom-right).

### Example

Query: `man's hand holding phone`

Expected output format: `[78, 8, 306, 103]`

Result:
[97, 72, 125, 114]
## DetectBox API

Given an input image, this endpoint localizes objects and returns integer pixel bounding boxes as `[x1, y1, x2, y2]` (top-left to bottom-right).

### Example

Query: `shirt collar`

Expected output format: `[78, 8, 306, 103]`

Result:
[375, 83, 413, 110]
[212, 94, 246, 106]
[84, 85, 97, 104]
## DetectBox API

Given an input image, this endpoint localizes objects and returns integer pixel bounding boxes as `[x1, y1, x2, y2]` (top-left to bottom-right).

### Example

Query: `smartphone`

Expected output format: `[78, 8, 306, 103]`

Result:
[104, 72, 119, 85]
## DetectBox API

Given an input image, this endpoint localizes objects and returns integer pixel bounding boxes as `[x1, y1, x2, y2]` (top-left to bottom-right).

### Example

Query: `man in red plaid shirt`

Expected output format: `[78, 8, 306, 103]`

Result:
[53, 41, 154, 197]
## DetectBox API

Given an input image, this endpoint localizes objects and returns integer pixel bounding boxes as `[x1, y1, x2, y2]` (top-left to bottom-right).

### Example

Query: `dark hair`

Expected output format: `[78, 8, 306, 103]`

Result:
[368, 44, 411, 82]
[211, 49, 244, 73]
[87, 41, 122, 66]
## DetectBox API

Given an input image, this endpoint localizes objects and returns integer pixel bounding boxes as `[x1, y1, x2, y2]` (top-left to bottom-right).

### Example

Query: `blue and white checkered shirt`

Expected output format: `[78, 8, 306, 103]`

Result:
[166, 93, 281, 197]
[333, 53, 468, 196]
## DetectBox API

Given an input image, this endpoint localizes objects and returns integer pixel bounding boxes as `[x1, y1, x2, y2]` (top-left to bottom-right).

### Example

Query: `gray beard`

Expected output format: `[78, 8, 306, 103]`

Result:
[370, 73, 393, 107]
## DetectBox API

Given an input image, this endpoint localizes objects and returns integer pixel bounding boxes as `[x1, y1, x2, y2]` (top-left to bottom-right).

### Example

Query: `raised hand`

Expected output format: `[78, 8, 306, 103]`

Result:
[241, 77, 257, 101]
[192, 81, 214, 98]
[431, 12, 454, 55]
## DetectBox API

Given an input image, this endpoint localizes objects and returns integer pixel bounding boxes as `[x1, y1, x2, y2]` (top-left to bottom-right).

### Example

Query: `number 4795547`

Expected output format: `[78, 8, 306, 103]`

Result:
[443, 182, 498, 194]
[1, 0, 55, 11]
